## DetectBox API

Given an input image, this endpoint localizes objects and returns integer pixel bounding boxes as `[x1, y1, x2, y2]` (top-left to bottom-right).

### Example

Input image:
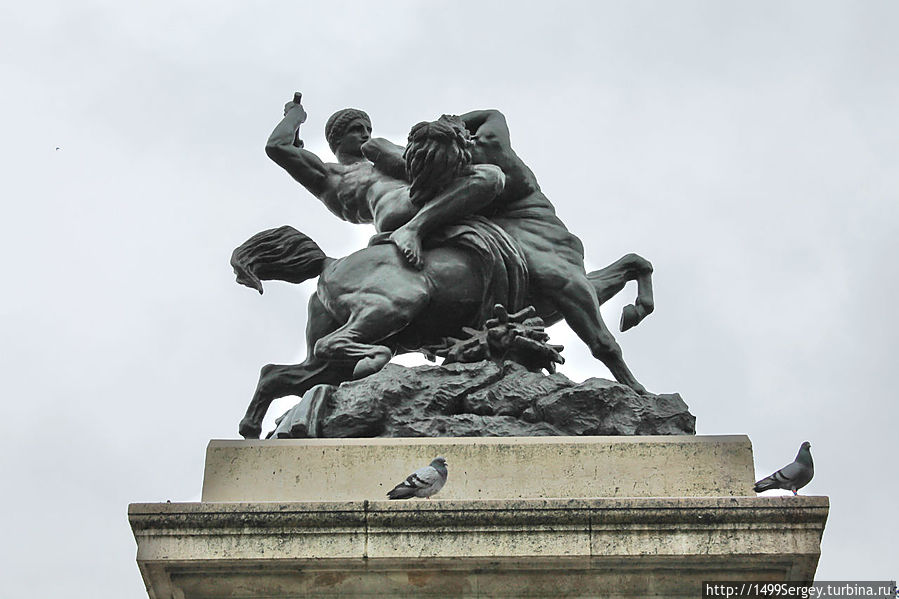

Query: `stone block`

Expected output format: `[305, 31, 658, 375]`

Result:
[129, 436, 827, 597]
[129, 496, 829, 598]
[201, 435, 756, 502]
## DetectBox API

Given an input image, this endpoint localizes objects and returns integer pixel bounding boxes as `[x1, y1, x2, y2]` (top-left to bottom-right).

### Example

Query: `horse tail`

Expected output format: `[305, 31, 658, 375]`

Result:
[231, 225, 330, 294]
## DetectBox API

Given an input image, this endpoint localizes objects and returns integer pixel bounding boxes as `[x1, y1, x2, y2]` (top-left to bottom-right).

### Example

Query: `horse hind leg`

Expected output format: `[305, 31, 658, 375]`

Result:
[313, 301, 417, 380]
[239, 293, 351, 439]
[239, 359, 353, 439]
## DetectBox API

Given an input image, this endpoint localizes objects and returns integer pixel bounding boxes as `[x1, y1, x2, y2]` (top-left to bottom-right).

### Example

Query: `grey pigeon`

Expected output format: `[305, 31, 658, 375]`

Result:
[387, 457, 448, 499]
[754, 441, 814, 495]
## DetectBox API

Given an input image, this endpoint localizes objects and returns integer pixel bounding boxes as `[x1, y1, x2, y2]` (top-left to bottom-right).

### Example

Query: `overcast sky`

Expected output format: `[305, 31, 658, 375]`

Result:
[1, 1, 897, 595]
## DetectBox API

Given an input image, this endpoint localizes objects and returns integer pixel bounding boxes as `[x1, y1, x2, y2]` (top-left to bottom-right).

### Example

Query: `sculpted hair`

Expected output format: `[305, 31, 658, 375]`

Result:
[230, 225, 327, 290]
[325, 108, 371, 153]
[404, 115, 472, 206]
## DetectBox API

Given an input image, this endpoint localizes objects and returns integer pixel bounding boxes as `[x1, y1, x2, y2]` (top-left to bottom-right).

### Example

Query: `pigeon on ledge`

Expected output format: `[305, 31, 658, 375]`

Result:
[387, 457, 448, 500]
[754, 441, 814, 495]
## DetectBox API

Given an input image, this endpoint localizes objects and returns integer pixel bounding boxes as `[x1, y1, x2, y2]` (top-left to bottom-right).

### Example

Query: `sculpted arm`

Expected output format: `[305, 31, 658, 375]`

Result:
[388, 163, 505, 268]
[362, 138, 408, 181]
[265, 96, 332, 198]
[361, 110, 513, 183]
[459, 109, 511, 146]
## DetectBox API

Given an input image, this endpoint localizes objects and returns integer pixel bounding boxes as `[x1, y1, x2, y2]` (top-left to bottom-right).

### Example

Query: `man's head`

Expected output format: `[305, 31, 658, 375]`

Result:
[325, 108, 371, 160]
[404, 115, 472, 206]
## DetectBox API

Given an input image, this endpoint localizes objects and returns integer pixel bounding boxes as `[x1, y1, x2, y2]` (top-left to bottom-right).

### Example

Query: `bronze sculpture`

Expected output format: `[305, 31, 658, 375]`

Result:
[233, 94, 657, 439]
[370, 108, 653, 390]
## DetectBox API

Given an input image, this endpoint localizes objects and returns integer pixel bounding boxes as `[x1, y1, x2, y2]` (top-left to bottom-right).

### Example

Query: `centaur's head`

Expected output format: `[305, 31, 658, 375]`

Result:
[404, 115, 472, 206]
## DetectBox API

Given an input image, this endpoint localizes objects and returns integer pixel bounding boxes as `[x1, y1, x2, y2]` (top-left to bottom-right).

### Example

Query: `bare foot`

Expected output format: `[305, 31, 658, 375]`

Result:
[388, 227, 424, 269]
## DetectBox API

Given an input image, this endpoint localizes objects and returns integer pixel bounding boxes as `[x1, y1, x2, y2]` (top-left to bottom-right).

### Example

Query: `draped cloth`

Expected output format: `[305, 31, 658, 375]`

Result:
[370, 215, 529, 327]
[431, 215, 529, 325]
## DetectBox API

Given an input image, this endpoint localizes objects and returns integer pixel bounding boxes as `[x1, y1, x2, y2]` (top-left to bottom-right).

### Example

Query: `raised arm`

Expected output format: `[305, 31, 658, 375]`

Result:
[459, 109, 511, 146]
[265, 95, 331, 197]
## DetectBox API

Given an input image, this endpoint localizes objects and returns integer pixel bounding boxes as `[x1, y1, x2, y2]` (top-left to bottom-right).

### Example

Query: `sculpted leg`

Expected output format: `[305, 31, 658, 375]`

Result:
[554, 275, 646, 393]
[239, 293, 350, 439]
[371, 187, 417, 234]
[588, 253, 655, 332]
[539, 253, 655, 332]
[388, 165, 505, 268]
[239, 360, 353, 439]
[314, 296, 425, 379]
[535, 261, 647, 394]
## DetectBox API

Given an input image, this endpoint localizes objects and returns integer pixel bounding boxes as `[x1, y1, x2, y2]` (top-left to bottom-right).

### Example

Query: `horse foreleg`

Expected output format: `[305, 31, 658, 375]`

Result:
[587, 253, 655, 332]
[239, 292, 351, 439]
[547, 271, 647, 394]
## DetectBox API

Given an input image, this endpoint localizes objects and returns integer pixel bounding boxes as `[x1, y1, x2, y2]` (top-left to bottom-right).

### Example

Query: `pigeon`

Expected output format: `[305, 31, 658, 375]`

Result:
[754, 441, 814, 495]
[387, 456, 448, 500]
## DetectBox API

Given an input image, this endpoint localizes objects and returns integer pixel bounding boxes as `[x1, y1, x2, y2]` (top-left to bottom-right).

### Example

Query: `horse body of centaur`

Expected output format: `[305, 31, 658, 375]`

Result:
[232, 223, 653, 439]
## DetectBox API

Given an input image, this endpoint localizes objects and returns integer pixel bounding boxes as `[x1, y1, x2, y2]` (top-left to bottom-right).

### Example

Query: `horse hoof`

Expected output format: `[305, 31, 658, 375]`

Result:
[239, 420, 262, 439]
[353, 358, 381, 379]
[352, 349, 392, 379]
[620, 304, 649, 332]
[633, 383, 652, 396]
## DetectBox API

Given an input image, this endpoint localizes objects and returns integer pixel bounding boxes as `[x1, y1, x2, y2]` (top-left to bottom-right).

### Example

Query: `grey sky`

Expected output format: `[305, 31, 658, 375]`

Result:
[1, 1, 896, 595]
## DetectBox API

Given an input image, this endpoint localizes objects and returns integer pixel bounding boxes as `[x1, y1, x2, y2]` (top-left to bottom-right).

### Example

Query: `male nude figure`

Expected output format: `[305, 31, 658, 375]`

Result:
[264, 95, 503, 261]
[372, 109, 647, 392]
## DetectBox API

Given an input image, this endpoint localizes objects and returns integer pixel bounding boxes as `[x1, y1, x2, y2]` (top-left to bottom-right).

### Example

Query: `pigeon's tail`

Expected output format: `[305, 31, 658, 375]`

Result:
[753, 476, 778, 493]
[387, 485, 415, 500]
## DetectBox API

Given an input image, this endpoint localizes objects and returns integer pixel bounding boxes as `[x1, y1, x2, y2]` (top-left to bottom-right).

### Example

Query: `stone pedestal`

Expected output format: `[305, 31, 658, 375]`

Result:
[129, 436, 828, 598]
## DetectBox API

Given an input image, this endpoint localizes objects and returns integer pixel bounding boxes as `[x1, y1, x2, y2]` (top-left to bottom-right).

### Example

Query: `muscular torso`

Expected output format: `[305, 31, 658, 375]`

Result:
[467, 116, 584, 264]
[324, 161, 414, 233]
[470, 138, 555, 217]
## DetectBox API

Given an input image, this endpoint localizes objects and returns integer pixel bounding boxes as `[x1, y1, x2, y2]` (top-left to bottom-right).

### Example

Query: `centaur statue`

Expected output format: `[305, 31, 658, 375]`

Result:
[232, 95, 655, 439]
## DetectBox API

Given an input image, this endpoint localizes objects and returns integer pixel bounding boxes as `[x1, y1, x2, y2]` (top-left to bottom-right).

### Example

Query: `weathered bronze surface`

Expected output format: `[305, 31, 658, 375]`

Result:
[233, 94, 663, 439]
